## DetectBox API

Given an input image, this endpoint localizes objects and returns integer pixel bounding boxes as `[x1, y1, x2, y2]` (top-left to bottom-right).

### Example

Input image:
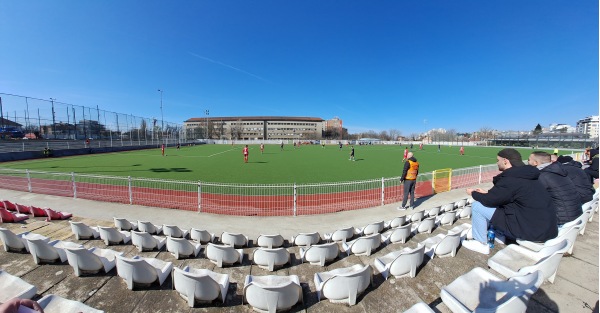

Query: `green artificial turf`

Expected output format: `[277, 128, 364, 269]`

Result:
[1, 144, 554, 184]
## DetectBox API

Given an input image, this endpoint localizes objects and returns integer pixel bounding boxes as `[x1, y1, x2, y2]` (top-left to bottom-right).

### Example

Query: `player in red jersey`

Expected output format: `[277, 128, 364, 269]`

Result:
[243, 145, 249, 163]
[460, 146, 465, 155]
[402, 147, 408, 162]
[161, 144, 165, 156]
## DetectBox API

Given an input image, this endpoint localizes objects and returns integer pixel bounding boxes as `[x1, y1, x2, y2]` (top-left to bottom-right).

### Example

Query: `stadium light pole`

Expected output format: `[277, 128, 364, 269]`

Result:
[50, 98, 56, 139]
[158, 89, 164, 145]
[205, 109, 209, 140]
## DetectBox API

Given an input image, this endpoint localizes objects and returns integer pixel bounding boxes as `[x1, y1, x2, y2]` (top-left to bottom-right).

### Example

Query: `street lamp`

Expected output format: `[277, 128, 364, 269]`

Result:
[158, 89, 164, 145]
[205, 109, 209, 140]
[50, 98, 56, 139]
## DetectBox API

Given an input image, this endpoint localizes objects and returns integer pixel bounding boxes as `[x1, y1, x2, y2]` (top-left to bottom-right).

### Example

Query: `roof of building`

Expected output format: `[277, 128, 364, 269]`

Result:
[184, 116, 324, 123]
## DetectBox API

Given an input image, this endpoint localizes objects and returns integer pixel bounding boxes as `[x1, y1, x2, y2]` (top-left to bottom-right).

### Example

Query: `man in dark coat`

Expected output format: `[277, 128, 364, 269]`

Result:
[529, 151, 582, 226]
[462, 148, 558, 255]
[557, 155, 595, 204]
[584, 148, 599, 183]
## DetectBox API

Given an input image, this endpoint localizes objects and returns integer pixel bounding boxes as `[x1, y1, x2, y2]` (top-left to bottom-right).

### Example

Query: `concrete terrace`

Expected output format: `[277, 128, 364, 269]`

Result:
[0, 186, 598, 313]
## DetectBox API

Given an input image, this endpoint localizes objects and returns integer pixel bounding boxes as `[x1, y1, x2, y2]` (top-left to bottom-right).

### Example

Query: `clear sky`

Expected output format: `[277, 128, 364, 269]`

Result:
[1, 1, 598, 135]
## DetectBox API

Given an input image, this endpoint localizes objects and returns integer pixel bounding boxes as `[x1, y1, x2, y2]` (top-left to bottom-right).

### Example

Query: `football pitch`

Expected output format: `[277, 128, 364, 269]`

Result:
[1, 144, 552, 184]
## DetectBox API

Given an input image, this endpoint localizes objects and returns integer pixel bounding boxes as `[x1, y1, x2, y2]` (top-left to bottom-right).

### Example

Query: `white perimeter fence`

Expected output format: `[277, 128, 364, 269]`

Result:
[0, 163, 502, 216]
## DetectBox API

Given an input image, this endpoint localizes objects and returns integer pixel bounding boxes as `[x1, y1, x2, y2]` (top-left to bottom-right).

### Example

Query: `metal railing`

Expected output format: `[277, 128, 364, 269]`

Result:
[0, 164, 500, 216]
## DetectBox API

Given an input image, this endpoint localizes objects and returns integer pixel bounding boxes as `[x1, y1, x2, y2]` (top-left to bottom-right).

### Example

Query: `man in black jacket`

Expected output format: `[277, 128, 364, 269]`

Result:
[462, 148, 558, 255]
[557, 155, 595, 204]
[529, 151, 582, 226]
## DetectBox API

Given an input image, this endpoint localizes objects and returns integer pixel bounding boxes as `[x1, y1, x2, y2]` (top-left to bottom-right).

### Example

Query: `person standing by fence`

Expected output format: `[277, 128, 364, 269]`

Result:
[161, 144, 165, 156]
[399, 152, 419, 210]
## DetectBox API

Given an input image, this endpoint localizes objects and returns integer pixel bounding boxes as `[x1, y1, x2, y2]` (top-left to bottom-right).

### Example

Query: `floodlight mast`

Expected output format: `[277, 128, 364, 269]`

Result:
[158, 89, 164, 146]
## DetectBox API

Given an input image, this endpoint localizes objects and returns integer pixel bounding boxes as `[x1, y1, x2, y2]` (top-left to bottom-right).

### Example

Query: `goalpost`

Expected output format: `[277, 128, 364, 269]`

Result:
[433, 168, 452, 193]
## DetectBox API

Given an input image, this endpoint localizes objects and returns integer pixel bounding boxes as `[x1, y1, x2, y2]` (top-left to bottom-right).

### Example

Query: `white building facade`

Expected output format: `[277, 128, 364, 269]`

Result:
[576, 116, 599, 139]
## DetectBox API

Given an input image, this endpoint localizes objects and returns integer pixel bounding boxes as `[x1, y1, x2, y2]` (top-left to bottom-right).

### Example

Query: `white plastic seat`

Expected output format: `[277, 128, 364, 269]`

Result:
[384, 216, 407, 229]
[299, 242, 339, 266]
[447, 223, 472, 240]
[440, 267, 543, 313]
[404, 302, 435, 313]
[456, 205, 472, 219]
[131, 231, 166, 251]
[219, 231, 248, 248]
[69, 221, 100, 240]
[488, 239, 570, 284]
[205, 243, 244, 267]
[98, 226, 131, 245]
[290, 232, 320, 247]
[419, 232, 460, 259]
[113, 217, 137, 231]
[440, 203, 455, 213]
[252, 247, 291, 271]
[137, 221, 163, 235]
[115, 255, 173, 290]
[381, 223, 412, 244]
[0, 227, 48, 252]
[355, 220, 385, 236]
[26, 238, 82, 264]
[374, 244, 425, 280]
[425, 206, 441, 217]
[162, 224, 189, 238]
[64, 246, 122, 276]
[435, 211, 457, 226]
[408, 210, 425, 223]
[190, 228, 215, 244]
[324, 226, 355, 243]
[410, 216, 436, 235]
[166, 237, 202, 259]
[173, 266, 230, 306]
[244, 275, 303, 313]
[0, 269, 37, 302]
[256, 234, 285, 249]
[314, 264, 372, 306]
[454, 199, 468, 210]
[37, 294, 104, 313]
[342, 233, 382, 256]
[517, 222, 581, 255]
[562, 210, 591, 235]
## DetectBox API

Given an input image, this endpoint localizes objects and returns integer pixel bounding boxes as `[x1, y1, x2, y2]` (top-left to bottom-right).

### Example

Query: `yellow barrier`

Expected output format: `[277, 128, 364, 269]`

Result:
[433, 168, 452, 193]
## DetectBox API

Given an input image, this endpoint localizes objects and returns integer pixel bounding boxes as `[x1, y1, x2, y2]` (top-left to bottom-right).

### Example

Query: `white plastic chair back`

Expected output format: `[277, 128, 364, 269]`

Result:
[423, 232, 460, 259]
[328, 227, 355, 242]
[437, 211, 456, 226]
[413, 216, 436, 234]
[252, 247, 290, 271]
[166, 237, 202, 259]
[65, 247, 105, 276]
[386, 216, 407, 229]
[257, 234, 284, 249]
[37, 294, 104, 313]
[69, 221, 99, 240]
[359, 221, 384, 236]
[344, 233, 381, 256]
[440, 203, 454, 212]
[315, 264, 372, 306]
[220, 232, 248, 248]
[382, 223, 412, 244]
[26, 239, 64, 264]
[206, 243, 243, 267]
[409, 210, 425, 223]
[190, 228, 214, 244]
[137, 221, 162, 235]
[116, 255, 159, 289]
[98, 226, 130, 245]
[163, 225, 188, 238]
[131, 231, 164, 251]
[173, 266, 229, 306]
[291, 232, 320, 246]
[393, 245, 425, 278]
[300, 242, 339, 266]
[454, 199, 467, 210]
[0, 227, 28, 252]
[426, 206, 440, 217]
[457, 205, 472, 219]
[244, 275, 302, 313]
[113, 218, 137, 231]
[0, 269, 37, 302]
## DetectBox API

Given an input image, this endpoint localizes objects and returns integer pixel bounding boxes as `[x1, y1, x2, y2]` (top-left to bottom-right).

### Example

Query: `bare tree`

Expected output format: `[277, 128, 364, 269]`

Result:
[389, 129, 401, 141]
[379, 130, 390, 141]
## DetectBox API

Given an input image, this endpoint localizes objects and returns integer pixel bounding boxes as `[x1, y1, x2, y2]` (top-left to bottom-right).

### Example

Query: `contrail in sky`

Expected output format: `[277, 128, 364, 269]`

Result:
[188, 52, 269, 83]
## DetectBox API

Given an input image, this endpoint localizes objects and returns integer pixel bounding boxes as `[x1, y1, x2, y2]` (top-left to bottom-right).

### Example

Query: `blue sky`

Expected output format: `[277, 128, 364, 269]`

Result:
[1, 1, 597, 135]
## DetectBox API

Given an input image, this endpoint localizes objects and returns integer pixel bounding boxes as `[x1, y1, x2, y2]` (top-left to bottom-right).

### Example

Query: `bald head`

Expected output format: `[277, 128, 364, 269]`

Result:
[407, 152, 414, 159]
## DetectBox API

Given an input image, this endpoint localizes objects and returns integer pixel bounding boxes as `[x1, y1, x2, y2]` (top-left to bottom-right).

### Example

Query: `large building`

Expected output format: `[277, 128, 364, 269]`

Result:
[184, 116, 325, 141]
[576, 115, 599, 139]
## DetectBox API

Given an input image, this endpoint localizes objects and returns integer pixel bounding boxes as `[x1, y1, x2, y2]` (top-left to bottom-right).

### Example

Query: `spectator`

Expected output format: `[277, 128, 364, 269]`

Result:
[557, 155, 595, 204]
[463, 148, 557, 255]
[584, 148, 599, 183]
[528, 151, 582, 226]
[398, 152, 419, 210]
